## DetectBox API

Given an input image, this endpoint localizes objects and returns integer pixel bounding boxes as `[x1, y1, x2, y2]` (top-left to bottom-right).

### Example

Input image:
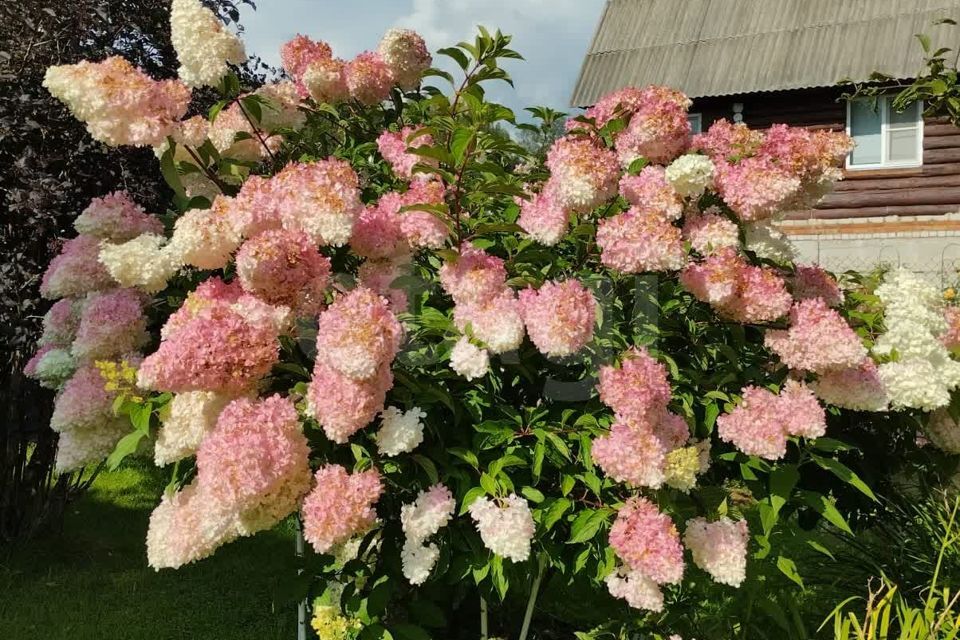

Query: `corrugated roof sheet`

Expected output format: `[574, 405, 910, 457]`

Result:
[571, 0, 960, 105]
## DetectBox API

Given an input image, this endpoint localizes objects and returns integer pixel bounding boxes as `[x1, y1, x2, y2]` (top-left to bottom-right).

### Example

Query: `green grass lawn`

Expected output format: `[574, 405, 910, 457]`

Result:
[0, 463, 299, 640]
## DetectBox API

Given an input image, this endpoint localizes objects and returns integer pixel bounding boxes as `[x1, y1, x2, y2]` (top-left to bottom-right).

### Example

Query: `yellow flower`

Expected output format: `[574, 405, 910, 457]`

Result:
[945, 287, 956, 301]
[663, 446, 702, 493]
[95, 358, 143, 405]
[311, 606, 361, 640]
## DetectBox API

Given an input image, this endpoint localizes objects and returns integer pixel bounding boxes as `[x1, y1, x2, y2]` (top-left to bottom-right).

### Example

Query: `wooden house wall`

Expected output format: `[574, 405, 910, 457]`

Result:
[690, 88, 960, 220]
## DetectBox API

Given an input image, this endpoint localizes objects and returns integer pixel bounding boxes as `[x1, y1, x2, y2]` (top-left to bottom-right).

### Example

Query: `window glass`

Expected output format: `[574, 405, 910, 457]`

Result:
[849, 100, 882, 165]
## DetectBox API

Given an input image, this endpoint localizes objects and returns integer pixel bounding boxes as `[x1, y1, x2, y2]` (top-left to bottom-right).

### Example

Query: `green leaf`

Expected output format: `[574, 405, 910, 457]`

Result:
[490, 556, 509, 600]
[412, 454, 439, 484]
[798, 490, 853, 534]
[407, 600, 446, 628]
[769, 464, 799, 516]
[438, 47, 470, 70]
[810, 454, 877, 501]
[460, 487, 486, 515]
[542, 498, 572, 531]
[450, 127, 475, 164]
[106, 430, 146, 470]
[521, 486, 545, 503]
[810, 437, 857, 453]
[159, 141, 186, 199]
[777, 555, 804, 588]
[567, 509, 610, 544]
[390, 624, 430, 640]
[479, 473, 498, 496]
[917, 32, 932, 53]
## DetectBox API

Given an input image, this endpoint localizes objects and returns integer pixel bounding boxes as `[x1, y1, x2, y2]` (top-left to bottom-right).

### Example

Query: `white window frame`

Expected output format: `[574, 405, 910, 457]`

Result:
[845, 96, 924, 170]
[688, 112, 703, 134]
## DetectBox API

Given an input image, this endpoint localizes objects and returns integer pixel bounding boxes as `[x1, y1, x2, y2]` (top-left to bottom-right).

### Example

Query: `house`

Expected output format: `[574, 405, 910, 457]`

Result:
[572, 0, 960, 280]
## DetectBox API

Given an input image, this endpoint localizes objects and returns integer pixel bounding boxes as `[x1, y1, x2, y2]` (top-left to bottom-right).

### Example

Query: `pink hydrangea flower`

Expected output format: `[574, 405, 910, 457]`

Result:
[691, 119, 764, 161]
[577, 86, 649, 130]
[468, 494, 536, 562]
[597, 207, 687, 273]
[811, 358, 889, 411]
[593, 419, 669, 488]
[235, 228, 331, 315]
[40, 298, 81, 347]
[725, 264, 794, 323]
[518, 279, 596, 357]
[764, 299, 867, 373]
[350, 194, 408, 260]
[792, 264, 844, 307]
[74, 191, 164, 241]
[606, 568, 664, 612]
[597, 346, 672, 422]
[358, 258, 410, 312]
[517, 186, 570, 246]
[43, 56, 190, 147]
[301, 464, 383, 553]
[683, 517, 749, 587]
[377, 127, 435, 180]
[439, 245, 508, 305]
[274, 159, 363, 247]
[72, 289, 149, 360]
[51, 363, 120, 432]
[609, 497, 684, 585]
[714, 157, 801, 222]
[41, 235, 116, 299]
[138, 305, 279, 394]
[618, 166, 683, 220]
[314, 287, 403, 381]
[397, 179, 450, 249]
[302, 57, 348, 103]
[147, 479, 238, 570]
[944, 307, 960, 350]
[454, 289, 526, 354]
[717, 381, 826, 459]
[306, 361, 393, 443]
[615, 87, 692, 166]
[196, 395, 311, 522]
[682, 209, 740, 255]
[682, 251, 792, 323]
[545, 136, 620, 212]
[227, 175, 283, 239]
[377, 28, 431, 90]
[280, 34, 332, 91]
[345, 51, 394, 105]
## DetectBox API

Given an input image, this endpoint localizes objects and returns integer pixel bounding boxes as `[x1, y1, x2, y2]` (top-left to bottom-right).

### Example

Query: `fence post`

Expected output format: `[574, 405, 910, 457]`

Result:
[297, 522, 307, 640]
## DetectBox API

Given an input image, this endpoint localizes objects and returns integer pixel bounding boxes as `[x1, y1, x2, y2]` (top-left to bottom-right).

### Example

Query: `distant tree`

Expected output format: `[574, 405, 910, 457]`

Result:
[516, 106, 567, 160]
[0, 0, 259, 541]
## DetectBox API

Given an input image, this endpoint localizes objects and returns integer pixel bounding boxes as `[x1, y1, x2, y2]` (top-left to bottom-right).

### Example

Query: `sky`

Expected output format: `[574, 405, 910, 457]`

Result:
[236, 0, 606, 117]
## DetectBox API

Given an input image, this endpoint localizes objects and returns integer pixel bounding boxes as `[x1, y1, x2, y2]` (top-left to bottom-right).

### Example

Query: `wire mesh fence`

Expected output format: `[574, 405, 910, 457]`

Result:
[794, 240, 960, 287]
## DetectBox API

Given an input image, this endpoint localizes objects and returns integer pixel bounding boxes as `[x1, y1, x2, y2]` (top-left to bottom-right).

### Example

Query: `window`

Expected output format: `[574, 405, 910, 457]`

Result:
[688, 113, 702, 134]
[846, 97, 923, 169]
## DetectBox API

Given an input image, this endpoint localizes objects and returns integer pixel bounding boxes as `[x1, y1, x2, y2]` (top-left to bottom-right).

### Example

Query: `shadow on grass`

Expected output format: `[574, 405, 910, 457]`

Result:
[0, 463, 299, 640]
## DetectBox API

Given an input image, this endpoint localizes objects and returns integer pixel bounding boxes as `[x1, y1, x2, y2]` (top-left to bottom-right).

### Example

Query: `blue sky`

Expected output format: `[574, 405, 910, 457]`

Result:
[237, 0, 606, 116]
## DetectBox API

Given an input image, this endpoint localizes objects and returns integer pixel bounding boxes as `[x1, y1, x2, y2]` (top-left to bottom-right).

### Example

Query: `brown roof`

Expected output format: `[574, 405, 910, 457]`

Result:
[571, 0, 960, 105]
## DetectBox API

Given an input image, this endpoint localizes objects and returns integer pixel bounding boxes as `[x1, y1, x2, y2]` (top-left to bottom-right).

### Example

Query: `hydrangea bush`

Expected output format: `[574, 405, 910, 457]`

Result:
[28, 2, 960, 637]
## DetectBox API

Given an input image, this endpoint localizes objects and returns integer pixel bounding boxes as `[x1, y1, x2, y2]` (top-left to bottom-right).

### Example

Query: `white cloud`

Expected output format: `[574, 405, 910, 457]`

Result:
[237, 0, 605, 115]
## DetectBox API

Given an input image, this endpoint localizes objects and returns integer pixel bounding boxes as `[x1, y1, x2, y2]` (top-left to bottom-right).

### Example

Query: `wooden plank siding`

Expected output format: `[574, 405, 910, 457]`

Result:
[690, 88, 960, 221]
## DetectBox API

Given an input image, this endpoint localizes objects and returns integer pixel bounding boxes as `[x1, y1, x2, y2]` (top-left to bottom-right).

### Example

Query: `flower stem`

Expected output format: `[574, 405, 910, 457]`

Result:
[480, 594, 488, 640]
[518, 554, 547, 640]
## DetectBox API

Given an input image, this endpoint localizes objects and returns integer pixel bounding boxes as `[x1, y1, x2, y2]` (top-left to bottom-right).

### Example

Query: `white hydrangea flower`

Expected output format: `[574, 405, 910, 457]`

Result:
[401, 484, 456, 543]
[54, 418, 129, 474]
[450, 337, 490, 380]
[33, 348, 76, 389]
[665, 154, 715, 197]
[154, 391, 232, 466]
[401, 538, 440, 585]
[468, 494, 535, 562]
[167, 205, 242, 270]
[683, 517, 749, 587]
[873, 268, 960, 410]
[743, 222, 796, 263]
[98, 234, 182, 294]
[170, 0, 246, 89]
[605, 568, 663, 612]
[375, 406, 426, 457]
